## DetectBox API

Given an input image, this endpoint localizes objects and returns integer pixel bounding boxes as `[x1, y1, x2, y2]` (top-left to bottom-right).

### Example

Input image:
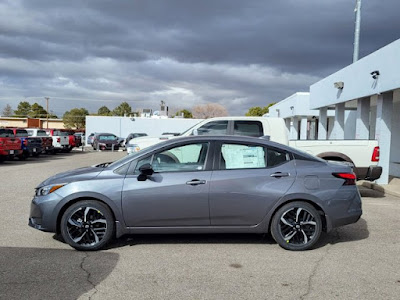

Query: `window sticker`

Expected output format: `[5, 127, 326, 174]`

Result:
[222, 144, 265, 169]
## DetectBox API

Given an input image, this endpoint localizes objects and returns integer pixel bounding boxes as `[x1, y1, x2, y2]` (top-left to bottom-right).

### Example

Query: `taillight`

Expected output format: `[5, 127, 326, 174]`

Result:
[23, 139, 28, 146]
[371, 146, 380, 162]
[57, 137, 60, 143]
[332, 173, 356, 185]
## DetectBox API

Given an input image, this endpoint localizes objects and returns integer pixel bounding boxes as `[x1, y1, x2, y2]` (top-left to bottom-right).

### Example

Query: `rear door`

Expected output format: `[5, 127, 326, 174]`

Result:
[209, 141, 296, 226]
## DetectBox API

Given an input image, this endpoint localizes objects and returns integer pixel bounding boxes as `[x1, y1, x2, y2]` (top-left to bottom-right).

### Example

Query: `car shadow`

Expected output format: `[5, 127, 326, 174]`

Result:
[102, 218, 369, 250]
[105, 233, 276, 249]
[313, 217, 369, 249]
[358, 186, 384, 198]
[0, 246, 119, 300]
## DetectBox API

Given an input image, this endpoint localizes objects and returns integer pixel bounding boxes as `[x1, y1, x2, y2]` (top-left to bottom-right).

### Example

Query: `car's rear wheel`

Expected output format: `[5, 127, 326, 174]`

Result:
[271, 201, 322, 251]
[60, 200, 114, 251]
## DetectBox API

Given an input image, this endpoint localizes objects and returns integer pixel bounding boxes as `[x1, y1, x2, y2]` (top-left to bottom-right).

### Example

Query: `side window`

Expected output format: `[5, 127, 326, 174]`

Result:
[220, 144, 266, 170]
[267, 148, 290, 167]
[196, 121, 228, 136]
[233, 121, 263, 137]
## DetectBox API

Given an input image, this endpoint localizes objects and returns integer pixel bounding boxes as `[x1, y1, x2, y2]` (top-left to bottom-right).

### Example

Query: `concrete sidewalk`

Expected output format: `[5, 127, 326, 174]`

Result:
[360, 176, 400, 198]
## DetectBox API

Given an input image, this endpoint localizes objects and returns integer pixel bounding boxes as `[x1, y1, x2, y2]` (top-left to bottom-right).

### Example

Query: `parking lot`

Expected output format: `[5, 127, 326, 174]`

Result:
[0, 151, 399, 300]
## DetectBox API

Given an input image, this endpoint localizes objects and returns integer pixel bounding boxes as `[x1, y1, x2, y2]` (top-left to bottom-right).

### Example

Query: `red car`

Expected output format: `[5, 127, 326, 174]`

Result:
[61, 130, 82, 152]
[0, 128, 23, 162]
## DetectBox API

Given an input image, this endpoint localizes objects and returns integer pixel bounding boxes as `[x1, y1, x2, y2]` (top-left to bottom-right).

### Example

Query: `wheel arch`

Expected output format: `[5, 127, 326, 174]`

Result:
[267, 198, 328, 233]
[55, 195, 119, 235]
[317, 151, 354, 166]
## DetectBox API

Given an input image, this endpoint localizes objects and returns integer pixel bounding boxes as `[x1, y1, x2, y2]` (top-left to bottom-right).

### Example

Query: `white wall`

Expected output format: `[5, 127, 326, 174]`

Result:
[390, 89, 400, 177]
[310, 39, 400, 109]
[85, 116, 202, 141]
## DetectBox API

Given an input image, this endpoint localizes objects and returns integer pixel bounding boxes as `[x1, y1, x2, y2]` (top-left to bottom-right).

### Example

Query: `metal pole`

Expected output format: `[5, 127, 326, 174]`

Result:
[353, 0, 362, 63]
[45, 97, 49, 128]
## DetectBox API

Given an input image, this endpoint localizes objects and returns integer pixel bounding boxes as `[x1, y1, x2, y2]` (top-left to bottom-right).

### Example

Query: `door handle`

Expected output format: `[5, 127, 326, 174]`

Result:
[186, 179, 206, 185]
[270, 172, 289, 178]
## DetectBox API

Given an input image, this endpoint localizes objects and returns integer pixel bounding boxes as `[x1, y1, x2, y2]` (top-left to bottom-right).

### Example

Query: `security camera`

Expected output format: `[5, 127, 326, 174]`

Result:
[370, 70, 380, 79]
[334, 81, 344, 89]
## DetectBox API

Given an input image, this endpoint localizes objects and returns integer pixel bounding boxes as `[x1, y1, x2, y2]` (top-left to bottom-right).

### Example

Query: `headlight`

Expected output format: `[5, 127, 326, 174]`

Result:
[36, 184, 67, 196]
[127, 144, 140, 152]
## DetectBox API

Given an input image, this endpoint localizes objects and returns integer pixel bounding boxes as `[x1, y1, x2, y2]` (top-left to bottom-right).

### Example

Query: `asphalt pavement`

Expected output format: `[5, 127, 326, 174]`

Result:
[0, 150, 399, 300]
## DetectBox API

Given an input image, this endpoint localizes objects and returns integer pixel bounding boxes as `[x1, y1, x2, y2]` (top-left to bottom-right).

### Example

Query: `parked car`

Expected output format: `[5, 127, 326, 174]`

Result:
[45, 129, 69, 152]
[26, 128, 55, 154]
[0, 128, 22, 162]
[125, 133, 147, 145]
[92, 133, 120, 151]
[87, 133, 95, 146]
[29, 135, 361, 251]
[11, 128, 43, 158]
[61, 130, 82, 152]
[126, 116, 382, 181]
[74, 132, 85, 146]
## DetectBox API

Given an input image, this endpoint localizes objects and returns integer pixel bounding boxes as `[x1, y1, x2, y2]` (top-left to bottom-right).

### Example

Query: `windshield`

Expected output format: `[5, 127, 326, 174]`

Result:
[0, 129, 14, 137]
[179, 120, 202, 136]
[99, 135, 116, 141]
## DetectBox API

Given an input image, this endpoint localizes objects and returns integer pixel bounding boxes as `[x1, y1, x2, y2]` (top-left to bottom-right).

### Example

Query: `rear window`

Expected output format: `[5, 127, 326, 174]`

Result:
[53, 130, 68, 136]
[0, 129, 14, 137]
[233, 121, 263, 137]
[99, 135, 117, 141]
[37, 130, 47, 136]
[16, 130, 28, 137]
[26, 130, 34, 136]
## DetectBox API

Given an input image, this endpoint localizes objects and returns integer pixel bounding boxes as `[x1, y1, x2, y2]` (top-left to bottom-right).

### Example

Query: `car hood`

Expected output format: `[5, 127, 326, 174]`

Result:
[37, 166, 103, 188]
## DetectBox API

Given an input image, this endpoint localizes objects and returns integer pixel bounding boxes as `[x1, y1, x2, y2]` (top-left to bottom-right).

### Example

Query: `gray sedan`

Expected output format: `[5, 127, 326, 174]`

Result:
[29, 136, 362, 251]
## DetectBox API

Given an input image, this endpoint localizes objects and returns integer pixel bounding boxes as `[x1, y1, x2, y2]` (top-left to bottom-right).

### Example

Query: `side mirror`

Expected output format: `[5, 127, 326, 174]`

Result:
[137, 163, 154, 181]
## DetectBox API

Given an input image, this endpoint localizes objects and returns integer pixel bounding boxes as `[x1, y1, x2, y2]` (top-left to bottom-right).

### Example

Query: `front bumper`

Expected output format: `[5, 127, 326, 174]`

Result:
[28, 193, 63, 233]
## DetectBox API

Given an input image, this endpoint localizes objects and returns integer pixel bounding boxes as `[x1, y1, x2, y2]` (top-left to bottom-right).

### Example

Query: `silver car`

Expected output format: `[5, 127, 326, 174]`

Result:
[29, 136, 362, 251]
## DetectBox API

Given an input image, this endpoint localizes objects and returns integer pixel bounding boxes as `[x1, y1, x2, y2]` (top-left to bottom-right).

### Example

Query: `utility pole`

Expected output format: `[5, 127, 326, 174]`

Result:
[45, 97, 49, 128]
[353, 0, 362, 63]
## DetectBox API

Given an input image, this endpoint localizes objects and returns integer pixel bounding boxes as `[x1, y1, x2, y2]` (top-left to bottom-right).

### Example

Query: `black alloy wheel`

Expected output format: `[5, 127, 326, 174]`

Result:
[60, 200, 114, 251]
[271, 201, 322, 251]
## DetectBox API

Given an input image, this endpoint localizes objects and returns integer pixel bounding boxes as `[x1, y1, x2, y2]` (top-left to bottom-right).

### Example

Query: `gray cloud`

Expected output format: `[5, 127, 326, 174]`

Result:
[0, 0, 399, 116]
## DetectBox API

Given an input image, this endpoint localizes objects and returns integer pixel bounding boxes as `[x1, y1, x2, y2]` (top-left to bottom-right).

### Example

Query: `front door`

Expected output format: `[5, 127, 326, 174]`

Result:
[122, 142, 212, 227]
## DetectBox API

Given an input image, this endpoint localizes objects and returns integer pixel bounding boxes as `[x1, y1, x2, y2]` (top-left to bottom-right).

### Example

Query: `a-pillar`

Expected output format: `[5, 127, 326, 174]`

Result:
[332, 102, 345, 139]
[355, 97, 370, 139]
[375, 92, 393, 184]
[318, 107, 328, 140]
[300, 117, 308, 140]
[290, 117, 298, 140]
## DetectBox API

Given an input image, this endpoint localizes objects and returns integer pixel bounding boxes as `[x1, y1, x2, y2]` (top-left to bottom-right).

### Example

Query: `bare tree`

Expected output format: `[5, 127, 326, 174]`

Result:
[192, 103, 228, 119]
[2, 104, 13, 117]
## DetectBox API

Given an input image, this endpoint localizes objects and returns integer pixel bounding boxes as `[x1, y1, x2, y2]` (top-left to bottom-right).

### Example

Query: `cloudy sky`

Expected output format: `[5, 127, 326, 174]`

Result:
[0, 0, 399, 116]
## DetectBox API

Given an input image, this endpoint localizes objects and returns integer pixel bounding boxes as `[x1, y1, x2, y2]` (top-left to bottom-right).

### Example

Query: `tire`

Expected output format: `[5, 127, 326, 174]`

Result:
[271, 201, 322, 251]
[60, 200, 115, 251]
[18, 154, 26, 160]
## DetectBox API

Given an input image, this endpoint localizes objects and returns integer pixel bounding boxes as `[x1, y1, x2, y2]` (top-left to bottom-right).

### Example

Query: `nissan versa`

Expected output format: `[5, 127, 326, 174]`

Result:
[29, 136, 362, 251]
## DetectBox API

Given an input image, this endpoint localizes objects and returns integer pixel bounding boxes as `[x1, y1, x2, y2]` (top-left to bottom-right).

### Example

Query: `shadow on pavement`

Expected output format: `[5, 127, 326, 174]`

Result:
[105, 218, 368, 250]
[106, 233, 276, 249]
[314, 217, 369, 249]
[358, 186, 384, 198]
[0, 247, 119, 300]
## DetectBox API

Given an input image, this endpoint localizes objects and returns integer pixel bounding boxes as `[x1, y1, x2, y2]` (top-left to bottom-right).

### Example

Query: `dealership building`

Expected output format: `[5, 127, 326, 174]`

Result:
[269, 39, 400, 184]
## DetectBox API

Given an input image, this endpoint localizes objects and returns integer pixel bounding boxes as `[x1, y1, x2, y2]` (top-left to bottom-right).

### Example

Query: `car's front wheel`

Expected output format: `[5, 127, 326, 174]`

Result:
[60, 200, 114, 251]
[271, 201, 322, 251]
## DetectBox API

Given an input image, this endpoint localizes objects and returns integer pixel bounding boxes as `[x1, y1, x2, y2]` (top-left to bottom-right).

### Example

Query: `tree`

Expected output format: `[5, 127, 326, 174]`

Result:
[63, 108, 89, 129]
[245, 102, 277, 116]
[98, 106, 112, 116]
[14, 101, 31, 117]
[2, 104, 13, 117]
[175, 109, 193, 118]
[192, 103, 228, 119]
[28, 103, 48, 118]
[113, 102, 132, 116]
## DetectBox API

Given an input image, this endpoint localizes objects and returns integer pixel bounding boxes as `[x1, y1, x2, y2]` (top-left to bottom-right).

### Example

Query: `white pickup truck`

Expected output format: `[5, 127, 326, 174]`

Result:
[126, 116, 382, 181]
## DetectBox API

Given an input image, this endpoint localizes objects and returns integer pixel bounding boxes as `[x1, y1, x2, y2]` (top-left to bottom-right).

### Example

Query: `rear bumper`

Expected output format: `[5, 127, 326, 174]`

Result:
[354, 165, 382, 181]
[0, 149, 23, 156]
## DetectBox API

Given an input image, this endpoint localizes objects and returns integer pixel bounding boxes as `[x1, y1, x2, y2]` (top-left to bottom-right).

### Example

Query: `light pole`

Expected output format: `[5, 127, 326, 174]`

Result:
[353, 0, 362, 63]
[45, 97, 49, 128]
